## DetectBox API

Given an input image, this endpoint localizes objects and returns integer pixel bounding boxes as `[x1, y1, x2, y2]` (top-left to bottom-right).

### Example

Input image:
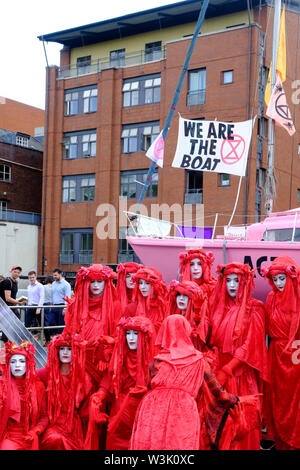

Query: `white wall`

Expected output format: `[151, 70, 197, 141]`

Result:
[0, 222, 39, 286]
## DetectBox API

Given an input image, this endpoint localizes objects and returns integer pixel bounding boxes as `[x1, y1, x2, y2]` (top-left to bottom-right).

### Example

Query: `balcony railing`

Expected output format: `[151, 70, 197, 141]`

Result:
[59, 251, 74, 265]
[184, 191, 203, 205]
[0, 209, 41, 225]
[58, 47, 166, 80]
[78, 250, 93, 265]
[187, 89, 206, 106]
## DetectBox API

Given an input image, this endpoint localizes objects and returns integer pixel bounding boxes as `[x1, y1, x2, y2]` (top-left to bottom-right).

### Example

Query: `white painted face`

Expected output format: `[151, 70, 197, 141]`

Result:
[126, 330, 138, 350]
[176, 293, 189, 311]
[139, 279, 151, 297]
[89, 280, 105, 297]
[272, 274, 287, 292]
[190, 258, 203, 280]
[10, 354, 26, 377]
[226, 274, 239, 299]
[126, 273, 135, 289]
[59, 346, 72, 364]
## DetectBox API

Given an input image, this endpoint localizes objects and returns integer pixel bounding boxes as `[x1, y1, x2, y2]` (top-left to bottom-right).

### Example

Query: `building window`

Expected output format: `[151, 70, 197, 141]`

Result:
[297, 189, 300, 202]
[185, 170, 203, 204]
[0, 200, 7, 210]
[121, 122, 160, 153]
[298, 143, 300, 156]
[222, 70, 233, 84]
[110, 49, 125, 67]
[76, 56, 91, 74]
[145, 41, 162, 62]
[123, 74, 161, 107]
[63, 130, 96, 159]
[187, 68, 206, 106]
[64, 85, 98, 116]
[118, 227, 134, 254]
[16, 135, 29, 147]
[60, 229, 93, 265]
[62, 174, 95, 203]
[120, 169, 158, 200]
[219, 173, 230, 186]
[0, 164, 11, 182]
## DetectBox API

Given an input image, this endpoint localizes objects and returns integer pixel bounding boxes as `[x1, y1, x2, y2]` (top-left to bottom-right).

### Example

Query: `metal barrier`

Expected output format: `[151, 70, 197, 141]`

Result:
[9, 304, 66, 346]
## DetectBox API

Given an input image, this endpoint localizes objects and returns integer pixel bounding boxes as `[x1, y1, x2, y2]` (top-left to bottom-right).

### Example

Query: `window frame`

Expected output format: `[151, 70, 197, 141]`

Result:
[222, 70, 233, 85]
[60, 228, 93, 265]
[219, 173, 231, 187]
[187, 68, 206, 106]
[62, 174, 95, 203]
[0, 164, 12, 183]
[120, 169, 158, 200]
[122, 74, 161, 108]
[64, 85, 98, 116]
[121, 121, 160, 154]
[63, 130, 97, 160]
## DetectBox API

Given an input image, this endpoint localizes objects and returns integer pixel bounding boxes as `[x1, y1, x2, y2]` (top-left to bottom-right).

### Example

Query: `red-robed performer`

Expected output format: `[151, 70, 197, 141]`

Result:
[167, 279, 210, 351]
[86, 315, 155, 450]
[116, 262, 141, 315]
[129, 314, 252, 450]
[40, 332, 92, 450]
[263, 255, 300, 450]
[208, 263, 269, 449]
[131, 266, 168, 334]
[64, 264, 121, 434]
[0, 341, 48, 450]
[179, 249, 217, 296]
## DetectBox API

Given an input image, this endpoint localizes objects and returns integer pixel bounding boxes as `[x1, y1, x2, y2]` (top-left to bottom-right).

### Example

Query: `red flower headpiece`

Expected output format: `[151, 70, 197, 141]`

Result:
[117, 315, 155, 336]
[4, 340, 36, 361]
[75, 264, 116, 286]
[179, 249, 216, 285]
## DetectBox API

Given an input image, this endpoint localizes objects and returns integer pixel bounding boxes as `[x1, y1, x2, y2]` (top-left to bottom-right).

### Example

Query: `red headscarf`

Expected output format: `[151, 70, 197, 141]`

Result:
[155, 314, 203, 367]
[110, 316, 155, 400]
[116, 262, 142, 311]
[210, 263, 255, 349]
[179, 249, 216, 286]
[132, 267, 168, 328]
[262, 255, 300, 351]
[64, 264, 118, 336]
[46, 332, 88, 432]
[0, 341, 40, 440]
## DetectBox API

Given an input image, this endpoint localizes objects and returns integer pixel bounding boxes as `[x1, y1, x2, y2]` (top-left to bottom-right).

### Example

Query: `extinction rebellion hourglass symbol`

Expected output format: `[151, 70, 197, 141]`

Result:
[220, 135, 246, 165]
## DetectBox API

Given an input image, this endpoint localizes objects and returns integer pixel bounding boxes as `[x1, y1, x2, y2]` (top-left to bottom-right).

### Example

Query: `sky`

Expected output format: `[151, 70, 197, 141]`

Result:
[1, 0, 184, 110]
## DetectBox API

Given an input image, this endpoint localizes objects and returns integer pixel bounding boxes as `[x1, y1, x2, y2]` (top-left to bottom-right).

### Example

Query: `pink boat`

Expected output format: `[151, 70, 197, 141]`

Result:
[127, 207, 300, 302]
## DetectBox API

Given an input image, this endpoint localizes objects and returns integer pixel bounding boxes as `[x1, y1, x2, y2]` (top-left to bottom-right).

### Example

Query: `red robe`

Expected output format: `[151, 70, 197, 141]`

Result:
[210, 297, 269, 449]
[0, 377, 48, 450]
[41, 373, 89, 450]
[265, 290, 300, 449]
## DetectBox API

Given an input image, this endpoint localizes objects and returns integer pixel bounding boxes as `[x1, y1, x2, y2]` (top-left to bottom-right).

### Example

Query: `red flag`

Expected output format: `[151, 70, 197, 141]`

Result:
[266, 74, 295, 136]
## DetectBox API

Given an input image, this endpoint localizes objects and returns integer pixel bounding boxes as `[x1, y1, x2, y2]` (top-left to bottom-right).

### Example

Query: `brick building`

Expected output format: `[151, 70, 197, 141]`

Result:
[0, 97, 45, 137]
[38, 0, 300, 276]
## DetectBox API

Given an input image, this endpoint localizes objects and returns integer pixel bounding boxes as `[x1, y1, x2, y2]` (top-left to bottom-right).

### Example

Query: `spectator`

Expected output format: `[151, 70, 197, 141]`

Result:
[0, 266, 26, 343]
[26, 271, 45, 332]
[49, 269, 71, 337]
[43, 276, 53, 343]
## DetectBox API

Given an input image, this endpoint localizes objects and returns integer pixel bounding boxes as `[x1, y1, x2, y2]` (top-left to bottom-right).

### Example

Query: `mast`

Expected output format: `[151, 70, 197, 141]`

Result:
[265, 0, 282, 215]
[135, 0, 210, 214]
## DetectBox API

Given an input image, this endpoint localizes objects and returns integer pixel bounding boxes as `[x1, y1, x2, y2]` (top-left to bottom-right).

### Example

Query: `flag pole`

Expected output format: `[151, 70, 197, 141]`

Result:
[135, 0, 210, 215]
[265, 0, 282, 216]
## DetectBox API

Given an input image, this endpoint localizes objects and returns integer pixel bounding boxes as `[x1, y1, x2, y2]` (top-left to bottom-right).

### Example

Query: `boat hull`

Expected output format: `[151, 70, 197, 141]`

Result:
[127, 236, 300, 302]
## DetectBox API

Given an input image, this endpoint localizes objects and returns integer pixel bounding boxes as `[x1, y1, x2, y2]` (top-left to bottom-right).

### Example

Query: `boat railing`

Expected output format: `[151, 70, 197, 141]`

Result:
[124, 211, 185, 239]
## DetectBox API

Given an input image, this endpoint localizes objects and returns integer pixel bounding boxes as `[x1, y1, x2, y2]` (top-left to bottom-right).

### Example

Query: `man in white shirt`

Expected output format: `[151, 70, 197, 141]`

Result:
[26, 271, 45, 329]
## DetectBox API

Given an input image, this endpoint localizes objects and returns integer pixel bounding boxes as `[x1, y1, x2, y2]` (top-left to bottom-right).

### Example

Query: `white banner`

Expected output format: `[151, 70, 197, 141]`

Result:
[172, 117, 255, 176]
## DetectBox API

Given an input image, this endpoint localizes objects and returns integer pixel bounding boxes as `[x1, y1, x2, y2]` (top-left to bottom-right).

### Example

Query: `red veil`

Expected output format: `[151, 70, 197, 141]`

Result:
[178, 249, 216, 293]
[0, 341, 46, 449]
[131, 267, 168, 332]
[167, 280, 208, 346]
[64, 264, 119, 337]
[116, 262, 142, 312]
[262, 255, 300, 449]
[263, 255, 300, 351]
